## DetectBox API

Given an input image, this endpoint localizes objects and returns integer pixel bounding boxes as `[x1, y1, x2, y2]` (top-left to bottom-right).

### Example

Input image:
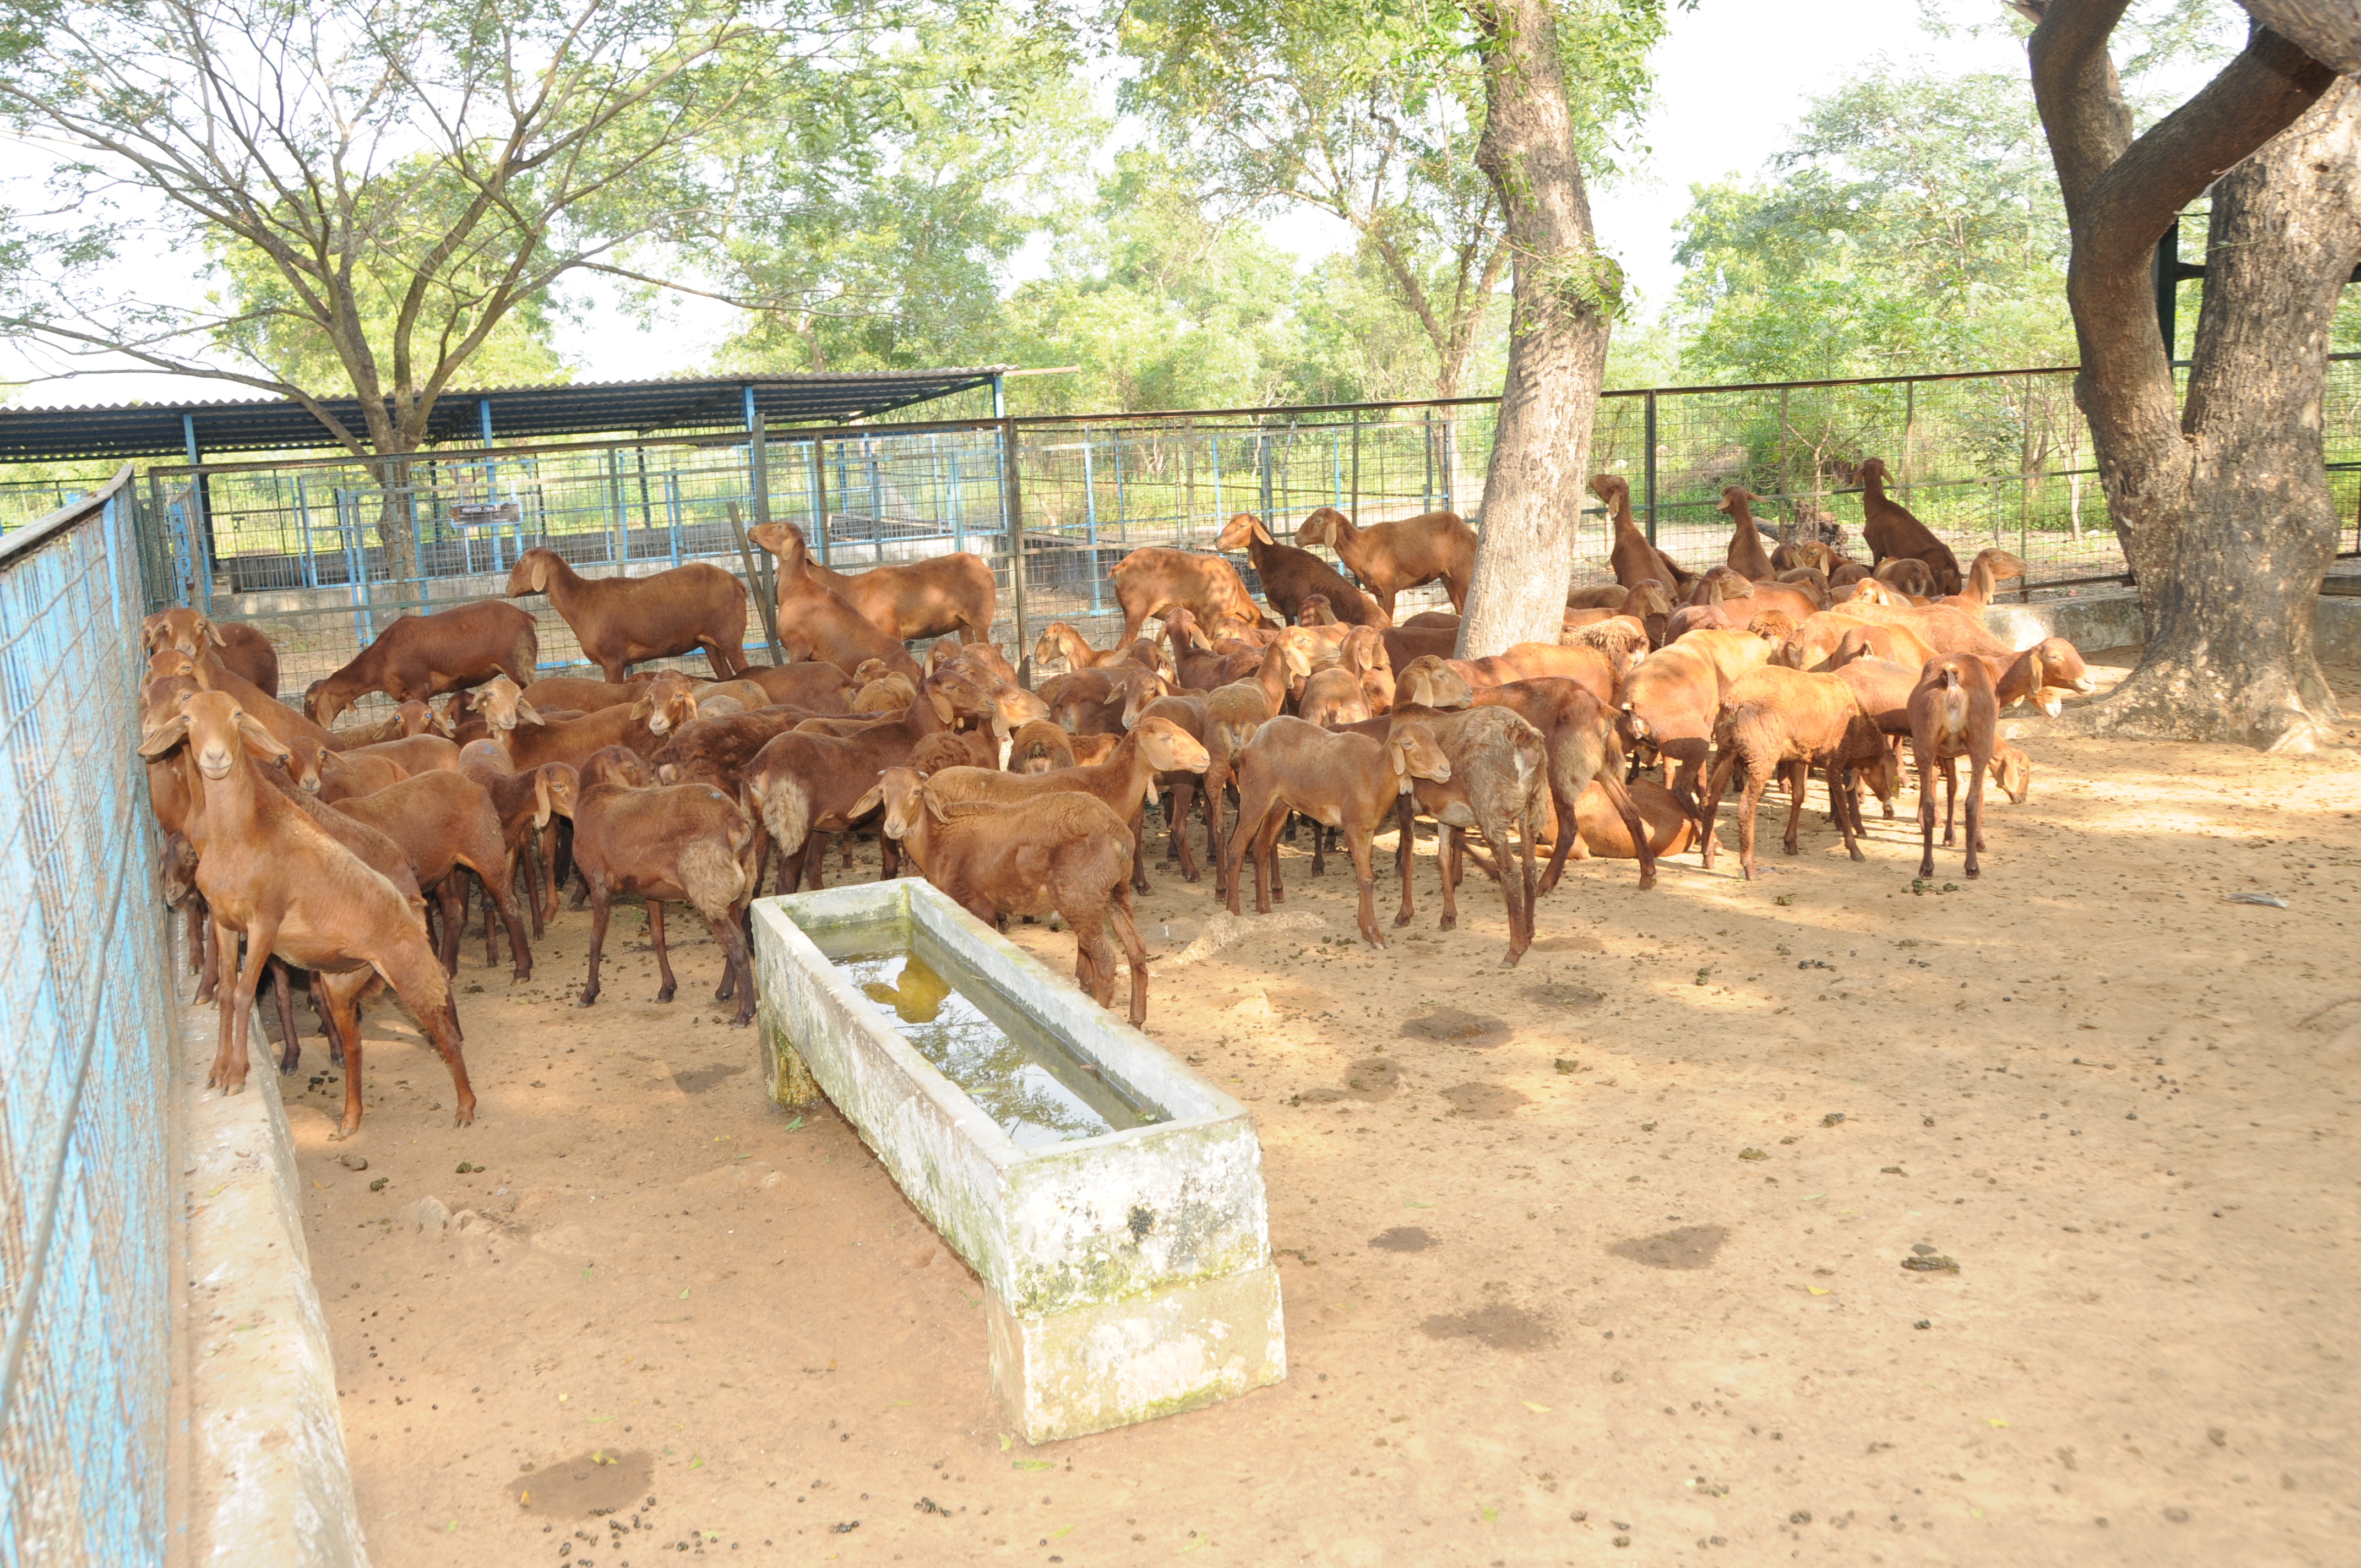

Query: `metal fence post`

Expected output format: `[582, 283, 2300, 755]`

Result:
[1643, 390, 1659, 546]
[1080, 434, 1102, 614]
[995, 372, 1029, 671]
[1259, 426, 1275, 524]
[1350, 415, 1361, 521]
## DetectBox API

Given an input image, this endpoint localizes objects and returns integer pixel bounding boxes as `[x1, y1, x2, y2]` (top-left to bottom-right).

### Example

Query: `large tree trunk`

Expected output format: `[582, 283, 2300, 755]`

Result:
[1453, 0, 1613, 658]
[2104, 81, 2361, 747]
[2026, 4, 2344, 750]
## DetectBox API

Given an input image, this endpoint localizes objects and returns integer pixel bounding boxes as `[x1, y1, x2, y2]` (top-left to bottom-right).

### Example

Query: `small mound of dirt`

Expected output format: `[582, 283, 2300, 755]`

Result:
[1524, 982, 1605, 1010]
[1439, 1082, 1531, 1119]
[1607, 1224, 1731, 1271]
[1526, 934, 1604, 954]
[1419, 1302, 1554, 1351]
[672, 1063, 749, 1095]
[1345, 1057, 1402, 1099]
[1401, 1008, 1513, 1047]
[510, 1447, 654, 1516]
[1370, 1226, 1437, 1253]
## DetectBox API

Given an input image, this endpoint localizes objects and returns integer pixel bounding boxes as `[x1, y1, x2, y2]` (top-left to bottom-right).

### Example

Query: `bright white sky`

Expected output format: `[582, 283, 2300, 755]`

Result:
[1, 2, 2214, 410]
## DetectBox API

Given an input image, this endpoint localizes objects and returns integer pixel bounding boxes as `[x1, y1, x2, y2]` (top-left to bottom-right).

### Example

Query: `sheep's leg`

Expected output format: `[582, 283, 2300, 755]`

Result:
[1779, 761, 1809, 857]
[209, 918, 240, 1087]
[369, 940, 476, 1129]
[484, 868, 505, 970]
[1071, 901, 1117, 1011]
[1911, 740, 1939, 878]
[270, 959, 302, 1075]
[776, 837, 812, 897]
[710, 907, 755, 1025]
[1595, 766, 1657, 890]
[1202, 760, 1232, 899]
[1109, 884, 1150, 1026]
[806, 835, 831, 891]
[839, 831, 855, 873]
[1127, 803, 1152, 896]
[1347, 827, 1385, 948]
[1941, 758, 1961, 847]
[646, 901, 677, 1002]
[431, 875, 466, 974]
[581, 882, 612, 1008]
[879, 829, 902, 883]
[1167, 779, 1202, 883]
[1963, 750, 1988, 876]
[317, 972, 367, 1138]
[1250, 804, 1289, 916]
[1736, 764, 1769, 882]
[1392, 799, 1419, 928]
[309, 972, 343, 1065]
[1308, 812, 1327, 876]
[1506, 810, 1539, 967]
[1698, 750, 1739, 874]
[1437, 827, 1460, 931]
[221, 913, 276, 1098]
[1828, 761, 1867, 864]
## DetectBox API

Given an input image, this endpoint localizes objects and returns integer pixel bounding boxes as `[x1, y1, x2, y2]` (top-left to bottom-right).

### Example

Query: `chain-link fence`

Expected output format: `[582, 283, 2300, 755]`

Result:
[0, 468, 177, 1567]
[143, 418, 1018, 704]
[0, 479, 121, 538]
[1009, 355, 2361, 646]
[139, 357, 2361, 692]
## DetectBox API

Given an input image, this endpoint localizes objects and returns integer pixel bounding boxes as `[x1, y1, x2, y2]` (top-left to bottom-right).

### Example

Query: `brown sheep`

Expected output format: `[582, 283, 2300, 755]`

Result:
[746, 522, 923, 680]
[1216, 511, 1386, 626]
[1006, 719, 1078, 774]
[504, 547, 748, 681]
[1107, 546, 1271, 648]
[142, 608, 280, 698]
[1855, 458, 1963, 594]
[1720, 487, 1778, 580]
[869, 769, 1153, 1025]
[802, 548, 995, 644]
[1589, 475, 1696, 597]
[1297, 505, 1476, 620]
[303, 601, 538, 729]
[1907, 655, 1999, 878]
[1698, 667, 1885, 881]
[1221, 715, 1455, 948]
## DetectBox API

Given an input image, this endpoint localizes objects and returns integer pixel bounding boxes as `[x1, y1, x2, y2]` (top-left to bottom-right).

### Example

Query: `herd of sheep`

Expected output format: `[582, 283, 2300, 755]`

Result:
[133, 462, 2094, 1137]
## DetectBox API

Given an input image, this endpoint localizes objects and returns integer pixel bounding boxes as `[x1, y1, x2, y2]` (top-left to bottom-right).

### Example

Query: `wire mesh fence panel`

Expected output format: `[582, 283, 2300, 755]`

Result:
[135, 356, 2361, 688]
[0, 473, 176, 1567]
[145, 423, 1023, 711]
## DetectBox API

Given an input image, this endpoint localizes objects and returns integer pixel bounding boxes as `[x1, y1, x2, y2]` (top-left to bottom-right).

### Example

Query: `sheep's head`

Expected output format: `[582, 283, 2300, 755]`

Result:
[1586, 473, 1628, 508]
[1628, 579, 1673, 619]
[1216, 512, 1272, 551]
[1296, 506, 1350, 550]
[502, 549, 557, 597]
[1297, 594, 1335, 627]
[1385, 721, 1452, 791]
[1715, 486, 1758, 515]
[144, 690, 286, 781]
[1988, 744, 2032, 804]
[581, 745, 651, 789]
[1134, 716, 1210, 776]
[1274, 625, 1320, 680]
[1399, 656, 1473, 710]
[1853, 457, 1890, 487]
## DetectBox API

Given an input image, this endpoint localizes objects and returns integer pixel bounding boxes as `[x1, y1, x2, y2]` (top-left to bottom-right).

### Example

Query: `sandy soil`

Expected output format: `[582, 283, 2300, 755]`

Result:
[284, 653, 2361, 1568]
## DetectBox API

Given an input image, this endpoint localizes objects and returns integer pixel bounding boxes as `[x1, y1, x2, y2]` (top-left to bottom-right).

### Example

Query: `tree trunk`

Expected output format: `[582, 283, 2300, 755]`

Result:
[1453, 0, 1613, 658]
[2025, 4, 2344, 750]
[370, 450, 425, 632]
[2098, 80, 2360, 749]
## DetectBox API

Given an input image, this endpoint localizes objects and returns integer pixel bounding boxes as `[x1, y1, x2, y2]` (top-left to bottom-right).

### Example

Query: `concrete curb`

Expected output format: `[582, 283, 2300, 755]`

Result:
[176, 987, 369, 1568]
[1984, 587, 2361, 663]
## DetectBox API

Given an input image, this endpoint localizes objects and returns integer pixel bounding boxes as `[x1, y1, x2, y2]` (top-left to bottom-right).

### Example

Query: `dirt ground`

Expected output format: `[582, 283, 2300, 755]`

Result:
[283, 652, 2361, 1568]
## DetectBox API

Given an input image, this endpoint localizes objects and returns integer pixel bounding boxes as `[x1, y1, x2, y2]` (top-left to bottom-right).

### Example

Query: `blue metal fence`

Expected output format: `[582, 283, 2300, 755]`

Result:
[0, 467, 175, 1567]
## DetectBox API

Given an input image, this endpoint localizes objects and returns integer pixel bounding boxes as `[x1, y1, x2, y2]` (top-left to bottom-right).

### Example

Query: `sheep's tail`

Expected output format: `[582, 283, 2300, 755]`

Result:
[754, 772, 812, 859]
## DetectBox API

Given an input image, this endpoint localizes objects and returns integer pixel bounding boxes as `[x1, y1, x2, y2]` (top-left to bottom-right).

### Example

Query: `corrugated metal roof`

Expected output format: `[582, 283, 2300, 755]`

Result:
[0, 368, 1005, 463]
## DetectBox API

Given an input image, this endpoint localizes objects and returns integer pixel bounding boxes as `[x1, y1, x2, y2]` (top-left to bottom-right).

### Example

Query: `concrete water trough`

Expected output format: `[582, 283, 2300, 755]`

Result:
[749, 880, 1286, 1443]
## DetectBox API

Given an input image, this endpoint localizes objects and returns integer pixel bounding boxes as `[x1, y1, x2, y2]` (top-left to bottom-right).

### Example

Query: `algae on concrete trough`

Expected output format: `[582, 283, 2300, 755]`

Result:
[750, 880, 1286, 1443]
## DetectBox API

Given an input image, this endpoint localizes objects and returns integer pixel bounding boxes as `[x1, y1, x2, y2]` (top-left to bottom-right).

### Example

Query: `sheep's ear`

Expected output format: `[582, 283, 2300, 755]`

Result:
[135, 713, 189, 758]
[515, 699, 545, 726]
[1253, 516, 1274, 546]
[628, 696, 654, 720]
[927, 685, 955, 723]
[923, 787, 958, 823]
[531, 770, 553, 830]
[236, 713, 289, 764]
[315, 747, 352, 773]
[850, 783, 884, 818]
[198, 617, 225, 650]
